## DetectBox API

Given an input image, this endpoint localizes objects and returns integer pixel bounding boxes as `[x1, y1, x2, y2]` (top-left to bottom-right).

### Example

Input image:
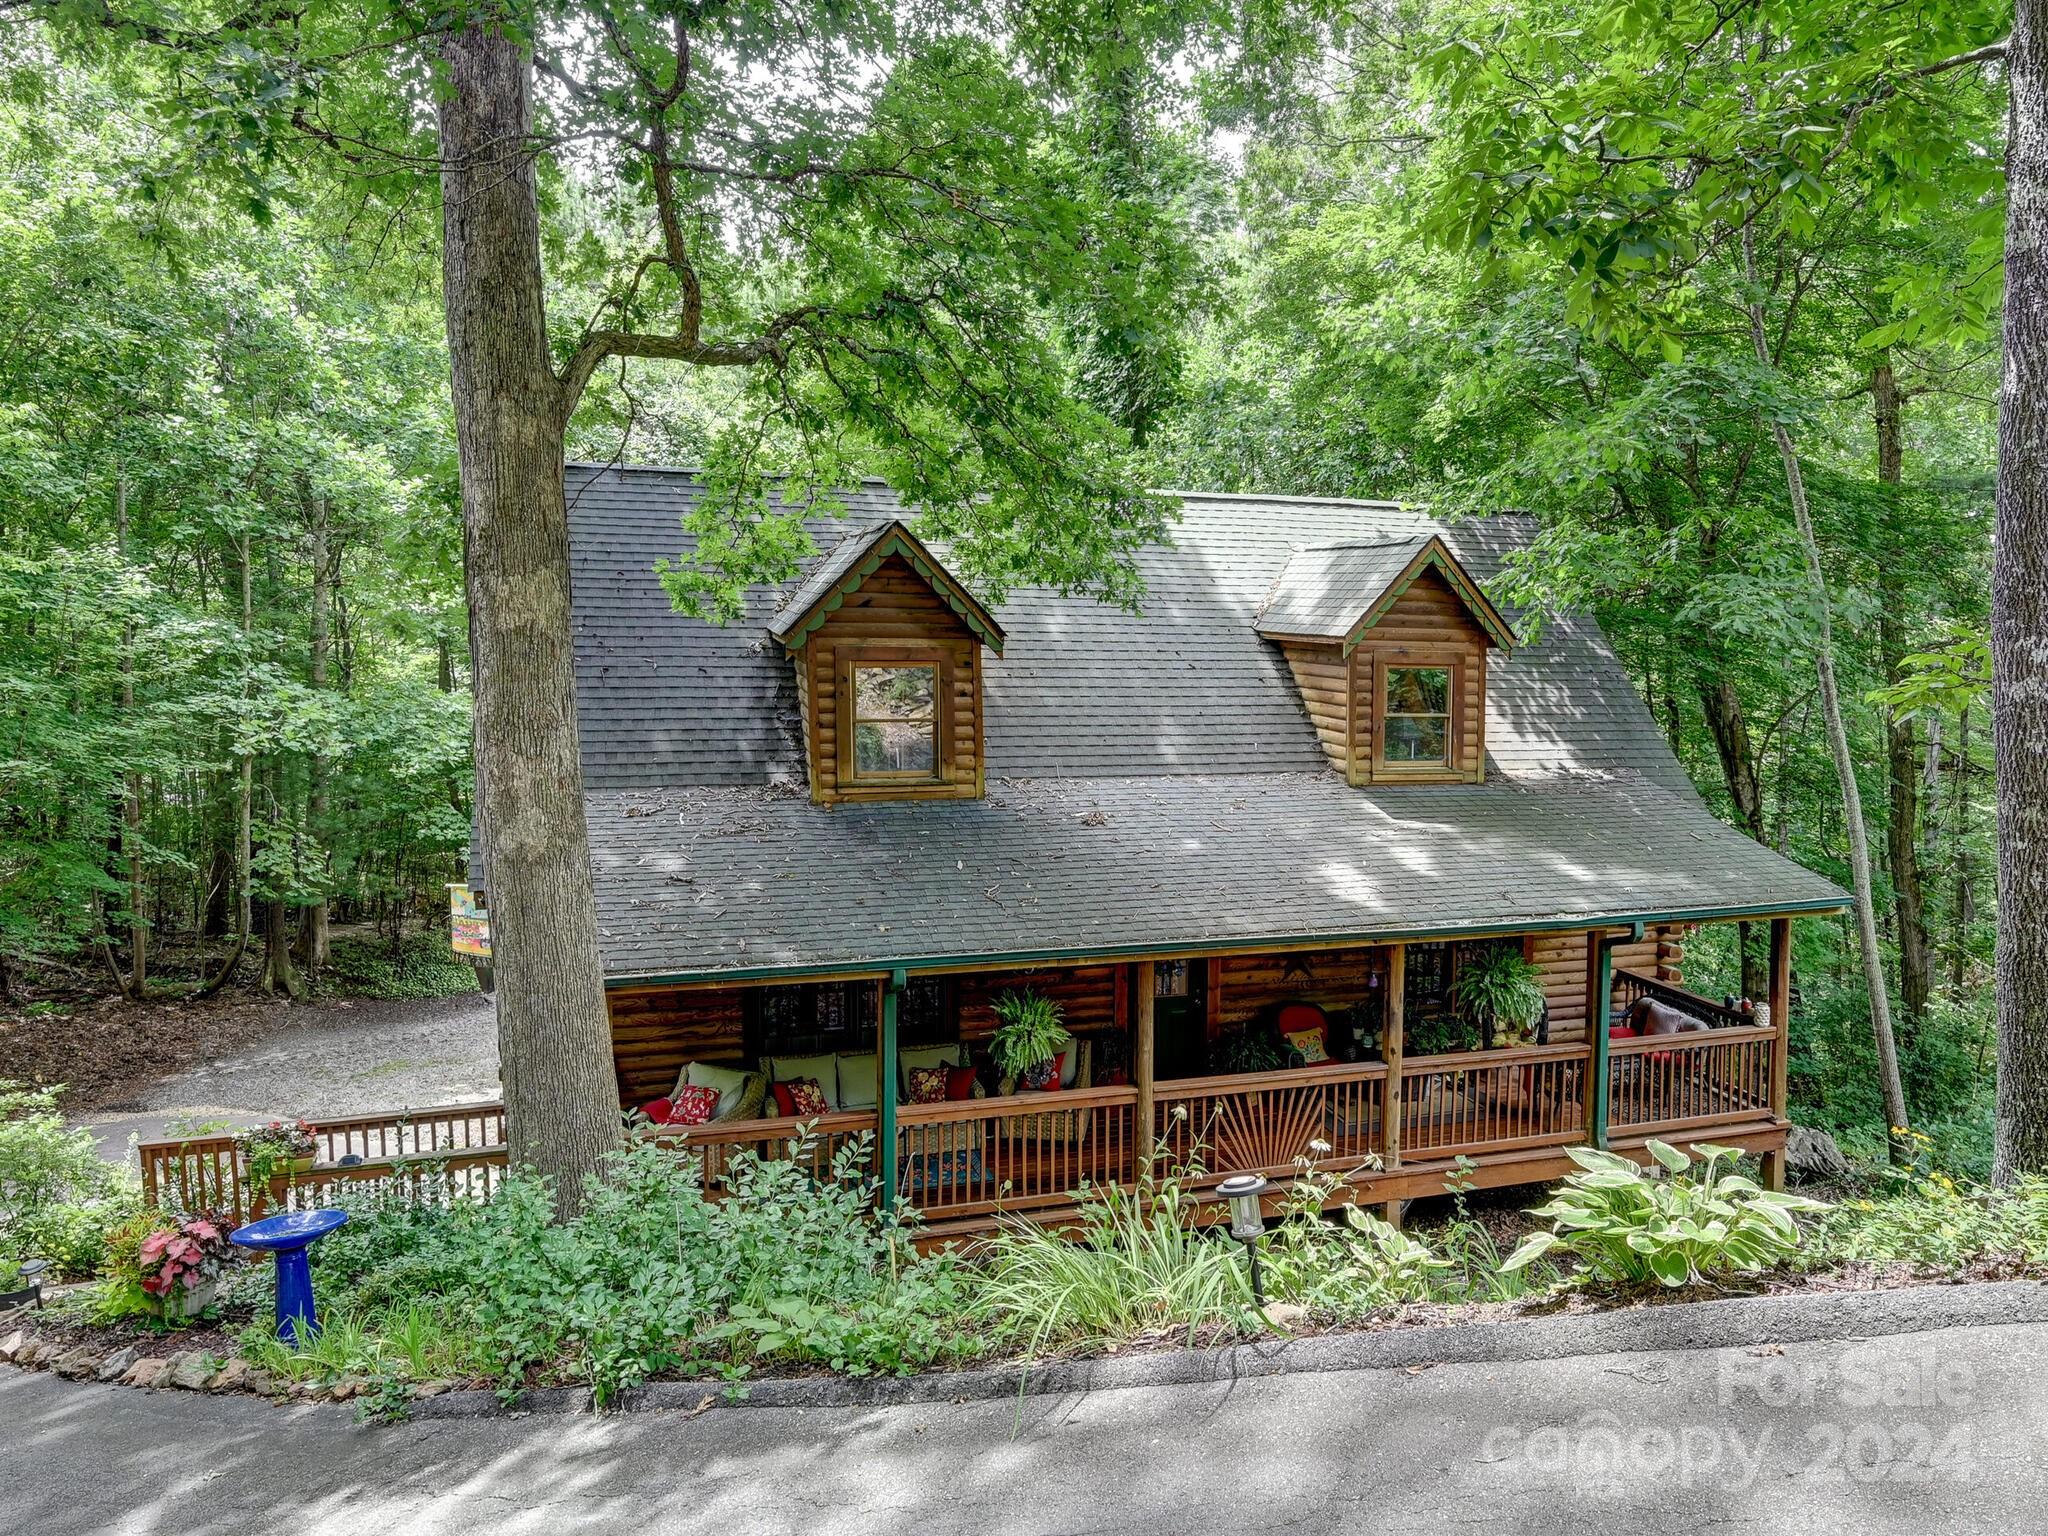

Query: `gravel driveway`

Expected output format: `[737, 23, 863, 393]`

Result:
[73, 993, 499, 1157]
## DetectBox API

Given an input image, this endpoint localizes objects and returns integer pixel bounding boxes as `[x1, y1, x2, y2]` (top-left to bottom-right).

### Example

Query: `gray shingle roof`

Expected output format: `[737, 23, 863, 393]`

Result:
[1256, 537, 1432, 639]
[552, 465, 1848, 977]
[767, 520, 898, 640]
[584, 774, 1850, 981]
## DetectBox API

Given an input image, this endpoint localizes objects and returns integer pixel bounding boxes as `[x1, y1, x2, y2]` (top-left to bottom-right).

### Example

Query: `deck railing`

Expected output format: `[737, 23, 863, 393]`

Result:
[134, 1023, 1781, 1235]
[1608, 1024, 1777, 1136]
[1398, 1043, 1588, 1160]
[896, 1087, 1138, 1220]
[1613, 968, 1755, 1028]
[1152, 1063, 1388, 1183]
[642, 1108, 878, 1184]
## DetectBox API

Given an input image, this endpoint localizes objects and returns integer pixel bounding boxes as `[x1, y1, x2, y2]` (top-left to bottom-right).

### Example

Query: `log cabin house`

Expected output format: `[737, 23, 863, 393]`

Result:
[480, 465, 1850, 1243]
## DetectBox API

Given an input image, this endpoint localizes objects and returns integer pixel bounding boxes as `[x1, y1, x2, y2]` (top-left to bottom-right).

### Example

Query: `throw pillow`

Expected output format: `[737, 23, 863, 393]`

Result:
[1018, 1051, 1065, 1092]
[683, 1060, 754, 1116]
[907, 1066, 950, 1105]
[639, 1098, 674, 1125]
[944, 1064, 981, 1101]
[771, 1078, 830, 1117]
[1285, 1027, 1330, 1065]
[669, 1084, 722, 1126]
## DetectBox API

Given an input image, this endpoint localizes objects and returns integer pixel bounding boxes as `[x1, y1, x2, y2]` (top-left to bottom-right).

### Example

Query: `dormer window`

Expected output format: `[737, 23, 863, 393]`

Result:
[851, 660, 939, 781]
[770, 520, 1003, 806]
[1256, 533, 1512, 787]
[1382, 665, 1452, 768]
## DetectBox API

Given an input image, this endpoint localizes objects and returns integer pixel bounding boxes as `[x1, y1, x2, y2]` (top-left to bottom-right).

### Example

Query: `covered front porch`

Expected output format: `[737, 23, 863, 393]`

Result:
[140, 919, 1796, 1239]
[608, 918, 1795, 1242]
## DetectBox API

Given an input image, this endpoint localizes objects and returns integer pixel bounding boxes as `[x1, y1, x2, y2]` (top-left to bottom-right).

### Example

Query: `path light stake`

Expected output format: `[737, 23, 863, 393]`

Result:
[1216, 1173, 1273, 1308]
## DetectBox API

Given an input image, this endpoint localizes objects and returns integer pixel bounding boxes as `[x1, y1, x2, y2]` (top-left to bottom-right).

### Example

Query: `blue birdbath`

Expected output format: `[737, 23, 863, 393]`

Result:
[231, 1208, 349, 1344]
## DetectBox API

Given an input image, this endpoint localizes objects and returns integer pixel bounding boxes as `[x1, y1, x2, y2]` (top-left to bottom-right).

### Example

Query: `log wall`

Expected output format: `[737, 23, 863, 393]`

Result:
[1215, 947, 1388, 1030]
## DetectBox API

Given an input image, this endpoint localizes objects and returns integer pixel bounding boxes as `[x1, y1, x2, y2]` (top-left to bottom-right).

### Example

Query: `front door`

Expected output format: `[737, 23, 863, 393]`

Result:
[1152, 960, 1206, 1079]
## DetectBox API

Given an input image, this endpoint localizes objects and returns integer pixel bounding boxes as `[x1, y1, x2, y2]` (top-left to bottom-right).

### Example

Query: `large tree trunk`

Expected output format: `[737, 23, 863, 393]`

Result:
[298, 493, 332, 975]
[1742, 229, 1911, 1157]
[439, 17, 621, 1210]
[1995, 0, 2048, 1184]
[1872, 358, 1932, 1027]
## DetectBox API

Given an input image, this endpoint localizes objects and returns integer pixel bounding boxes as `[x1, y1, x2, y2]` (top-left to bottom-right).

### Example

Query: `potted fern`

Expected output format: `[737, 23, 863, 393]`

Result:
[1450, 942, 1547, 1049]
[990, 989, 1071, 1090]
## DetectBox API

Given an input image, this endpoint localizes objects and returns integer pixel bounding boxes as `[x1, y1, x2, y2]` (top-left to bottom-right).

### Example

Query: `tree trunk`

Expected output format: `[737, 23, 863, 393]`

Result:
[440, 17, 621, 1210]
[298, 493, 332, 975]
[1996, 0, 2048, 1184]
[1742, 229, 1911, 1157]
[1872, 358, 1932, 1027]
[198, 531, 254, 997]
[1952, 702, 1976, 994]
[1696, 673, 1771, 1002]
[116, 473, 148, 999]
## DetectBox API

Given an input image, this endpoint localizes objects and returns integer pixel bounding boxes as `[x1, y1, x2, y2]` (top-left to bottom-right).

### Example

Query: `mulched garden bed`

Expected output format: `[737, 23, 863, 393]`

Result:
[9, 1250, 2046, 1418]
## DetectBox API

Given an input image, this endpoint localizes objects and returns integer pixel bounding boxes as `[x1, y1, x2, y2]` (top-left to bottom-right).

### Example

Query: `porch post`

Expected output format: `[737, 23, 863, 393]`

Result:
[1134, 961, 1156, 1179]
[1585, 931, 1613, 1149]
[1380, 943, 1406, 1226]
[878, 968, 903, 1211]
[1765, 917, 1793, 1191]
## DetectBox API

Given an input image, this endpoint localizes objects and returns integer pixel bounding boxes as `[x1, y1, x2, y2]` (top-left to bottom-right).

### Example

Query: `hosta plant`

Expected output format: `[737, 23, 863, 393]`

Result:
[1501, 1141, 1828, 1289]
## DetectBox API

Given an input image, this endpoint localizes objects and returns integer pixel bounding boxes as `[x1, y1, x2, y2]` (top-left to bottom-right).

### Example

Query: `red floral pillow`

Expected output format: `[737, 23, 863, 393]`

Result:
[1018, 1052, 1065, 1092]
[907, 1066, 950, 1105]
[669, 1083, 722, 1126]
[944, 1064, 980, 1101]
[772, 1078, 830, 1117]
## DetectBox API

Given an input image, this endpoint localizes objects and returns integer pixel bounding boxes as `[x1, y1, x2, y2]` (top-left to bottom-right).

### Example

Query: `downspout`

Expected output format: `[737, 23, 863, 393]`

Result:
[878, 967, 903, 1211]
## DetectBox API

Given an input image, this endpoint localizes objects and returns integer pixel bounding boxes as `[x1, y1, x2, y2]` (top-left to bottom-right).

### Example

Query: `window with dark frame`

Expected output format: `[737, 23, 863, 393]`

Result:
[1154, 960, 1191, 998]
[850, 663, 939, 780]
[1382, 665, 1452, 766]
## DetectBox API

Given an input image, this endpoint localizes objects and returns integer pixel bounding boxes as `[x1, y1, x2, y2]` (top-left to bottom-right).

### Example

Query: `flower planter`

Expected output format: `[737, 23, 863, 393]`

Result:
[163, 1276, 224, 1321]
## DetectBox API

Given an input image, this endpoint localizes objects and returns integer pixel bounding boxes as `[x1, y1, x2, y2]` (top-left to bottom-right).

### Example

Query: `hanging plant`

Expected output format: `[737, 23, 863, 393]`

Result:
[989, 989, 1071, 1080]
[1450, 942, 1546, 1048]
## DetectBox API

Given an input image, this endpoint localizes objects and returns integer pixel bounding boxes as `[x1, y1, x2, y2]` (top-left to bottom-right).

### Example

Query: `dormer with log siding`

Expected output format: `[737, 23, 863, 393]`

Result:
[1256, 535, 1514, 786]
[769, 521, 1004, 806]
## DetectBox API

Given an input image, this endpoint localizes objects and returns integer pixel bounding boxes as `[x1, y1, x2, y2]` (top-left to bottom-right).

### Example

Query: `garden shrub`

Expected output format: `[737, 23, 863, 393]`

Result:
[0, 1080, 132, 1276]
[273, 1132, 971, 1406]
[1502, 1141, 1828, 1288]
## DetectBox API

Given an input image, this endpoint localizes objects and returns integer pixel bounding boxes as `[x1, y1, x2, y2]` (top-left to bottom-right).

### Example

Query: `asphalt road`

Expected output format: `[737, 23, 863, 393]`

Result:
[72, 992, 499, 1158]
[4, 1317, 2041, 1535]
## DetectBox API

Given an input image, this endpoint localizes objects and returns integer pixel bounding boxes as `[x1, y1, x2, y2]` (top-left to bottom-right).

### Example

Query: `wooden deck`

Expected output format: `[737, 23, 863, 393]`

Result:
[138, 978, 1783, 1242]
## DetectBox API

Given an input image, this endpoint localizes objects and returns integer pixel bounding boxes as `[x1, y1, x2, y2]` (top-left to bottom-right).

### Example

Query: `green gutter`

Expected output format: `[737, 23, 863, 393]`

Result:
[878, 968, 903, 1212]
[1589, 935, 1615, 1149]
[602, 897, 1844, 990]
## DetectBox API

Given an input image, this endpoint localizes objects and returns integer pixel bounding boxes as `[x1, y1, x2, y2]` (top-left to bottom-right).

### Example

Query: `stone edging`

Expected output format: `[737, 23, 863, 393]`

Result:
[8, 1280, 2044, 1421]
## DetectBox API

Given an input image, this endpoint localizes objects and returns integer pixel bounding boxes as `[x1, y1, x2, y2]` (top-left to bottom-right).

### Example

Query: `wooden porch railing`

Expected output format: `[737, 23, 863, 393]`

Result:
[133, 1027, 1782, 1237]
[1607, 1024, 1777, 1137]
[1398, 1043, 1588, 1159]
[895, 1087, 1138, 1220]
[1612, 968, 1755, 1027]
[1151, 1063, 1387, 1183]
[642, 1109, 878, 1184]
